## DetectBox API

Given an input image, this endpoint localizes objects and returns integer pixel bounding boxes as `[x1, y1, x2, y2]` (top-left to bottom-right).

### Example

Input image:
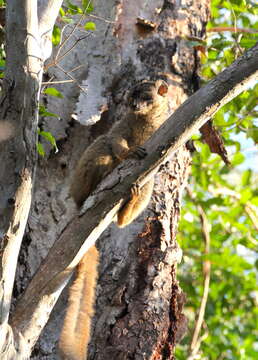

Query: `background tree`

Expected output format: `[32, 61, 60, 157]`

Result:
[0, 0, 63, 358]
[177, 1, 258, 359]
[0, 0, 257, 359]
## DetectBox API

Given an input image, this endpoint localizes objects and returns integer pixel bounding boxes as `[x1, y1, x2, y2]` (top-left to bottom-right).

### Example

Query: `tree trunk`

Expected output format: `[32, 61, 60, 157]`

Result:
[23, 0, 209, 358]
[86, 2, 207, 359]
[0, 1, 63, 358]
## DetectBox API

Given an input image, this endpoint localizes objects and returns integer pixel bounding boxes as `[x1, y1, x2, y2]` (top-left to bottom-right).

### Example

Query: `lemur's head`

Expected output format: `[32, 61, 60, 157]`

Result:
[128, 79, 168, 115]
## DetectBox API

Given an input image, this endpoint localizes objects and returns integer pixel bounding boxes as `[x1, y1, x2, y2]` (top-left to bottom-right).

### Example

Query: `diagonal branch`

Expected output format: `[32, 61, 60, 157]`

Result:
[10, 42, 258, 350]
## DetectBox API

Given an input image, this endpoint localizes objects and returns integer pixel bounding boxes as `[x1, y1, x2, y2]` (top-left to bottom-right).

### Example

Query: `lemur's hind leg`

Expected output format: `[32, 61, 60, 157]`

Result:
[117, 179, 154, 227]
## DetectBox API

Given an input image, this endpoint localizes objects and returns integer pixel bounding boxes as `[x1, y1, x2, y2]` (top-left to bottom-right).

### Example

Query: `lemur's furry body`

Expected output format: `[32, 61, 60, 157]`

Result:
[59, 80, 169, 359]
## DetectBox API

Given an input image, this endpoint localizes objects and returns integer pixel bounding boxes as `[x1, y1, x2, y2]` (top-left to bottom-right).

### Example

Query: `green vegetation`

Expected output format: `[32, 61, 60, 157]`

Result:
[177, 1, 258, 358]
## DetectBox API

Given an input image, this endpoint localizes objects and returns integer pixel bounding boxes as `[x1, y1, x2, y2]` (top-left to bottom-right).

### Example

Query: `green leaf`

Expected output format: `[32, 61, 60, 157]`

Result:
[223, 49, 235, 66]
[214, 109, 227, 126]
[38, 130, 58, 152]
[37, 142, 45, 157]
[223, 1, 247, 13]
[52, 25, 61, 46]
[0, 58, 5, 76]
[247, 126, 258, 143]
[39, 105, 59, 118]
[84, 21, 96, 31]
[202, 66, 216, 79]
[231, 152, 245, 166]
[208, 49, 219, 60]
[251, 197, 258, 206]
[204, 197, 224, 207]
[62, 16, 74, 24]
[66, 1, 82, 14]
[240, 188, 252, 203]
[43, 87, 64, 98]
[240, 37, 258, 49]
[59, 7, 65, 17]
[241, 170, 251, 187]
[82, 0, 94, 13]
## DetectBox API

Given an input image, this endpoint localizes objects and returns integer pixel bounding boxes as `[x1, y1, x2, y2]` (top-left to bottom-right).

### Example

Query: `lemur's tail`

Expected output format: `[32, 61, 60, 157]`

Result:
[59, 245, 99, 360]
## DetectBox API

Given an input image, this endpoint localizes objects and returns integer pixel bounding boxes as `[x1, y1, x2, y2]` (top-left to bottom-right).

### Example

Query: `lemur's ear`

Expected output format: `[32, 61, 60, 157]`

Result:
[156, 80, 168, 96]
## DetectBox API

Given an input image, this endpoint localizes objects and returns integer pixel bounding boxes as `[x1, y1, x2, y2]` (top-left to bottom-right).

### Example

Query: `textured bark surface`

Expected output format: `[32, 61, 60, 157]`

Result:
[10, 0, 209, 358]
[0, 1, 63, 358]
[0, 1, 40, 326]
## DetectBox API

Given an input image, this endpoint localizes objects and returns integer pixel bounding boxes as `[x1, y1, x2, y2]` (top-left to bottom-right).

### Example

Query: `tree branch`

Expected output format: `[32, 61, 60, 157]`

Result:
[207, 27, 258, 34]
[10, 42, 258, 349]
[0, 1, 63, 357]
[0, 0, 41, 329]
[38, 0, 64, 60]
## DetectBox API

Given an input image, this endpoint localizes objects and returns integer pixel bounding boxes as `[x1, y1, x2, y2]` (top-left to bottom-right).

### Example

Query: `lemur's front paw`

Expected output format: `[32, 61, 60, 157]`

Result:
[130, 183, 140, 199]
[134, 146, 147, 159]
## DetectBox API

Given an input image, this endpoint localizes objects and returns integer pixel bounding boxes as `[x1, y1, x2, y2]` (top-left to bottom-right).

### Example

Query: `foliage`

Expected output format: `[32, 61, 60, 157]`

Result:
[37, 127, 58, 157]
[43, 87, 64, 98]
[52, 1, 95, 45]
[0, 1, 96, 155]
[40, 1, 96, 156]
[176, 1, 258, 359]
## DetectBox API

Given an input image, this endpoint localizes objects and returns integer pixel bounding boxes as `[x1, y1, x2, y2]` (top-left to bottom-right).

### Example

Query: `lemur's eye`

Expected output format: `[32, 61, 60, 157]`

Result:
[141, 96, 153, 102]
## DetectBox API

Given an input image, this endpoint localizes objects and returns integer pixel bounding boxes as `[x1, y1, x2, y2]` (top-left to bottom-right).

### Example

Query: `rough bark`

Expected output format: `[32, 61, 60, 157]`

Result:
[0, 1, 62, 358]
[19, 1, 206, 360]
[10, 1, 208, 357]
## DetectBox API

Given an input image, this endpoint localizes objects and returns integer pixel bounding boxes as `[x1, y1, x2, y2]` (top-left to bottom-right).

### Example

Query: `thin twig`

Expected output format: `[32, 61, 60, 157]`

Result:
[87, 13, 115, 24]
[41, 79, 74, 85]
[44, 33, 91, 72]
[56, 0, 92, 57]
[209, 186, 258, 233]
[55, 63, 87, 94]
[55, 23, 73, 60]
[68, 64, 86, 73]
[237, 124, 258, 132]
[187, 188, 211, 359]
[229, 1, 244, 56]
[45, 0, 93, 72]
[55, 34, 92, 64]
[41, 75, 55, 92]
[207, 26, 258, 34]
[42, 2, 94, 92]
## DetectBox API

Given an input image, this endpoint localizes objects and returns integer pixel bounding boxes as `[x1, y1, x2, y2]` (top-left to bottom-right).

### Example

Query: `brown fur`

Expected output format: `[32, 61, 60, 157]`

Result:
[70, 79, 169, 210]
[60, 80, 169, 359]
[59, 246, 99, 360]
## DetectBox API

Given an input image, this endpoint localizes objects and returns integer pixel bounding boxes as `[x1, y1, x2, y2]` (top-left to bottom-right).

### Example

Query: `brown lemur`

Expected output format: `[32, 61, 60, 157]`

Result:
[59, 79, 169, 360]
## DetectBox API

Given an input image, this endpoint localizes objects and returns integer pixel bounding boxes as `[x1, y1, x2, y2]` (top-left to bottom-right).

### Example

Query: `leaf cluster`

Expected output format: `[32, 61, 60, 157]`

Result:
[177, 1, 258, 358]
